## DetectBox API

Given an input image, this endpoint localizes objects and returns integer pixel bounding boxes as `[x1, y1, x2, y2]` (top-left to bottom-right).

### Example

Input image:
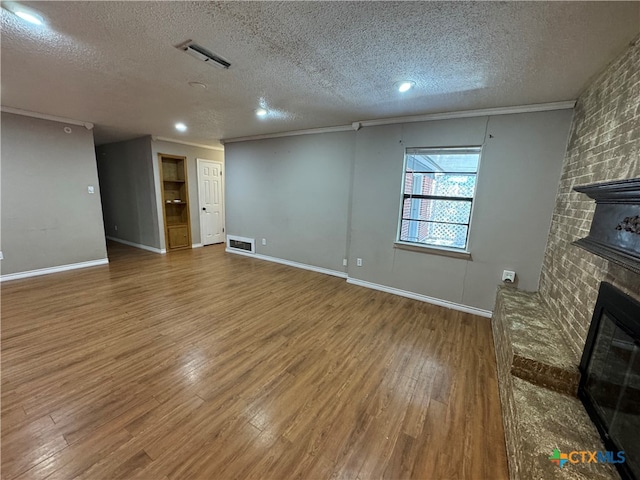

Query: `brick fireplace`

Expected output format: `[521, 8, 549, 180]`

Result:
[491, 36, 639, 480]
[538, 37, 640, 359]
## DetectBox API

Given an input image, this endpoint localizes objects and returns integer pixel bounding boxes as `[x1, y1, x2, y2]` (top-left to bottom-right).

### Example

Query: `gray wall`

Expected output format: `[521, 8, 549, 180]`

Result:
[96, 136, 160, 249]
[349, 111, 573, 311]
[1, 112, 107, 275]
[150, 139, 224, 248]
[225, 132, 355, 272]
[225, 110, 573, 311]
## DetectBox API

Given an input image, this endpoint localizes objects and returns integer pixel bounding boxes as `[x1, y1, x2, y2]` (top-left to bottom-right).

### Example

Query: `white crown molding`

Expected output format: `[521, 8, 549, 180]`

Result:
[1, 106, 94, 130]
[106, 236, 166, 254]
[222, 124, 353, 144]
[152, 136, 224, 151]
[346, 278, 492, 318]
[225, 248, 348, 279]
[221, 100, 576, 144]
[358, 101, 576, 127]
[1, 258, 108, 282]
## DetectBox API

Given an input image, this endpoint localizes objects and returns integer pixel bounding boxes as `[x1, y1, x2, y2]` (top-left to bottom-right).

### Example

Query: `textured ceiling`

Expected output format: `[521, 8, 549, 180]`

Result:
[1, 1, 639, 146]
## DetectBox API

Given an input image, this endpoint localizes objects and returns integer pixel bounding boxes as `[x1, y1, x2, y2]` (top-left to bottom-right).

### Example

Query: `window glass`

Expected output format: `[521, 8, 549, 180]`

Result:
[398, 147, 481, 251]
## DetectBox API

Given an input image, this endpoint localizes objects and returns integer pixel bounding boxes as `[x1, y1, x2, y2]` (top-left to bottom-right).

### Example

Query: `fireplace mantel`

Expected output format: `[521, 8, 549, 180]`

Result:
[573, 178, 640, 275]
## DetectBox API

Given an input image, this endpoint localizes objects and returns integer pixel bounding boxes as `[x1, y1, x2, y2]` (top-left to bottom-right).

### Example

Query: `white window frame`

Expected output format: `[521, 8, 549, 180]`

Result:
[395, 146, 482, 257]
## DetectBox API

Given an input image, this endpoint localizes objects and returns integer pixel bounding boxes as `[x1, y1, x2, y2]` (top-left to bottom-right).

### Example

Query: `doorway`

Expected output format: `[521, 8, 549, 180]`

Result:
[197, 159, 225, 246]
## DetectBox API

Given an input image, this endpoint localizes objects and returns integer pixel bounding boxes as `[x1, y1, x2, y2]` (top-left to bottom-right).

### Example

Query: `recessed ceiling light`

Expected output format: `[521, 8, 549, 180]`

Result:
[255, 108, 268, 117]
[396, 81, 415, 93]
[175, 123, 187, 132]
[13, 8, 45, 25]
[188, 81, 207, 89]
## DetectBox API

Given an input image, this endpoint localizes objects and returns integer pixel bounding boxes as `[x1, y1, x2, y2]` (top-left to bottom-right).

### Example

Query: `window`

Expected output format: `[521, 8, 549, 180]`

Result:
[397, 147, 481, 251]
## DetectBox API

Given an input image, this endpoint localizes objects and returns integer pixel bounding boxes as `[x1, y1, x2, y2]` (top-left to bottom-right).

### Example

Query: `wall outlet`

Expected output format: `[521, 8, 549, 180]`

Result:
[502, 270, 516, 283]
[114, 225, 118, 231]
[261, 238, 267, 246]
[342, 258, 347, 267]
[356, 258, 363, 267]
[87, 185, 95, 194]
[0, 251, 3, 261]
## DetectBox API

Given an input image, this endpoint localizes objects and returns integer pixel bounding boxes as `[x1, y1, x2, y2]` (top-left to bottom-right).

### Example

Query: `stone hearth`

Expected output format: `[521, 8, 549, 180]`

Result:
[492, 286, 619, 480]
[493, 287, 580, 396]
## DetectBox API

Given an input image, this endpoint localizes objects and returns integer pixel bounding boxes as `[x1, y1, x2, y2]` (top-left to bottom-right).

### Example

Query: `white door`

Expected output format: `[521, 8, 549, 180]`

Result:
[197, 159, 224, 246]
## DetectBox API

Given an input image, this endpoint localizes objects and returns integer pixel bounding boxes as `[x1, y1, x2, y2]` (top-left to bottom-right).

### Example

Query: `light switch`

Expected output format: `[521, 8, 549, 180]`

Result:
[0, 251, 3, 260]
[88, 186, 95, 194]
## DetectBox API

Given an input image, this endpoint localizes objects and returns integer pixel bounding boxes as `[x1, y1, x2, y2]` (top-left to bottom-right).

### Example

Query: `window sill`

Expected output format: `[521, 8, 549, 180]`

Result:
[393, 242, 472, 260]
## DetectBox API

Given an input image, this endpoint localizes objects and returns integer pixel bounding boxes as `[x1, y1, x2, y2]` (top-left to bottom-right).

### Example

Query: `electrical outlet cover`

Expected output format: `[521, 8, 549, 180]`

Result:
[502, 270, 516, 282]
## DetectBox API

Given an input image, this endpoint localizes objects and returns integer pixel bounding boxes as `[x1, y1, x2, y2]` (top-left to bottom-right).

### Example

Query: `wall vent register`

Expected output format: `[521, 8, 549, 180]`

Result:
[226, 236, 255, 254]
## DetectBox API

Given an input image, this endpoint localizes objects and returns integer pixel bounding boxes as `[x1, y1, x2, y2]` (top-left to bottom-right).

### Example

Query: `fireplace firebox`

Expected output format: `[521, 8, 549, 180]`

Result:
[579, 282, 640, 480]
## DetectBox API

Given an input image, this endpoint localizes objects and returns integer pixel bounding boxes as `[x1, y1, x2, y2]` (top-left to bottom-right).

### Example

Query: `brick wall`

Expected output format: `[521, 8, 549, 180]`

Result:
[539, 38, 640, 358]
[401, 174, 435, 241]
[401, 173, 413, 240]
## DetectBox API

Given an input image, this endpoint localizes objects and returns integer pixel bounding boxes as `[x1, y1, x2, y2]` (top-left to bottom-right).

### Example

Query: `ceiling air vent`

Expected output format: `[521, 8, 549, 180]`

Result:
[176, 40, 231, 69]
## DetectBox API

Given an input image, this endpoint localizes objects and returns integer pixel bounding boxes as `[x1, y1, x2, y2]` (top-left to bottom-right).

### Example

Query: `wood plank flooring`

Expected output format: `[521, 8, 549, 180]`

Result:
[2, 242, 508, 479]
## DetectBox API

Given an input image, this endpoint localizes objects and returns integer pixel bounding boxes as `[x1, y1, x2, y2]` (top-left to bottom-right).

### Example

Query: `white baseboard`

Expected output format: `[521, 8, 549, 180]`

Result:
[224, 248, 491, 317]
[192, 243, 203, 248]
[225, 248, 348, 279]
[106, 236, 166, 254]
[346, 278, 492, 318]
[224, 248, 255, 259]
[1, 258, 109, 282]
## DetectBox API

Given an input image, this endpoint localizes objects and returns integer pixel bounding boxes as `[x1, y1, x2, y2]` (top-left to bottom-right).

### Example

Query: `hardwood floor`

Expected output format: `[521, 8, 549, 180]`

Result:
[2, 242, 508, 479]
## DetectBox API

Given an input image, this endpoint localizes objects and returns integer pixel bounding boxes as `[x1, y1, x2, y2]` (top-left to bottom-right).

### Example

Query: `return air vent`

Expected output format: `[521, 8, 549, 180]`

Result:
[176, 40, 231, 69]
[227, 235, 255, 254]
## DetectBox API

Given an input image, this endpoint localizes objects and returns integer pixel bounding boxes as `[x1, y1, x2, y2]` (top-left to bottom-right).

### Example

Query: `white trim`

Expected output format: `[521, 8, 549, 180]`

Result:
[222, 125, 353, 144]
[1, 106, 94, 129]
[106, 236, 166, 254]
[1, 258, 108, 282]
[345, 278, 492, 318]
[225, 247, 255, 257]
[393, 242, 472, 259]
[192, 243, 203, 248]
[223, 248, 490, 315]
[221, 101, 575, 143]
[152, 136, 224, 151]
[357, 101, 576, 128]
[225, 248, 348, 279]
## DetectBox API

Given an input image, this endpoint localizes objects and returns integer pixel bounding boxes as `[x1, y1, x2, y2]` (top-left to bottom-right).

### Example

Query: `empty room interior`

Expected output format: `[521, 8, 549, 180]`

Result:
[2, 2, 640, 479]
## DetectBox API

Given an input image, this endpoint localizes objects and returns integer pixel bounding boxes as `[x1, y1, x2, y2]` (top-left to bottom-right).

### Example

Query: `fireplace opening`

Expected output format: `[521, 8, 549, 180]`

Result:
[579, 282, 640, 480]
